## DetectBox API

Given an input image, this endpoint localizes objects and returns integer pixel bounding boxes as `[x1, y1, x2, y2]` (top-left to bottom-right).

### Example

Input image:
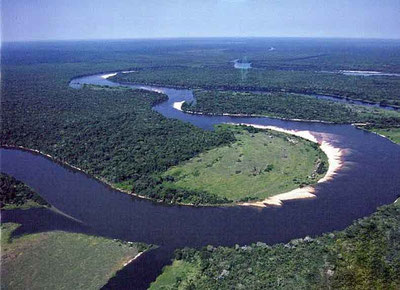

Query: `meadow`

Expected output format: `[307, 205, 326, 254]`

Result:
[1, 223, 149, 290]
[162, 126, 327, 202]
[0, 174, 151, 290]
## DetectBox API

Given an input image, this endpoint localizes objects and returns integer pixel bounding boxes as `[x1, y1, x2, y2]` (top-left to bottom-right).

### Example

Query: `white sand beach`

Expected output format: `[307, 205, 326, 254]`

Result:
[101, 73, 117, 79]
[238, 124, 344, 207]
[173, 101, 185, 111]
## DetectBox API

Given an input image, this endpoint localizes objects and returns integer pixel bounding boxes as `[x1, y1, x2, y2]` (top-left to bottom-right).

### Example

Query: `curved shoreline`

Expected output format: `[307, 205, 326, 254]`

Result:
[173, 100, 345, 207]
[2, 72, 343, 209]
[111, 74, 400, 111]
[236, 124, 344, 207]
[355, 125, 400, 145]
[0, 145, 155, 203]
[173, 101, 336, 124]
[99, 73, 344, 207]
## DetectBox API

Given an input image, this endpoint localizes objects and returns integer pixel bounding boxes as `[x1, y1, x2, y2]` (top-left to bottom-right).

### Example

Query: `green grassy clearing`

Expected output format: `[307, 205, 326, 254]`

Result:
[149, 259, 201, 290]
[1, 223, 149, 290]
[369, 127, 400, 144]
[162, 126, 327, 202]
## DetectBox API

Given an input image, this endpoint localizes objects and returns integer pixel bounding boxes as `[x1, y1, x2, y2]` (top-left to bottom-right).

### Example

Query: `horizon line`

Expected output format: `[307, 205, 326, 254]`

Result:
[3, 35, 400, 44]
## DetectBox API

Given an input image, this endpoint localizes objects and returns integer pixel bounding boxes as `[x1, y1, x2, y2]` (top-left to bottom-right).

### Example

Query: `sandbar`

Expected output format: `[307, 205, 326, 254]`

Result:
[238, 124, 344, 207]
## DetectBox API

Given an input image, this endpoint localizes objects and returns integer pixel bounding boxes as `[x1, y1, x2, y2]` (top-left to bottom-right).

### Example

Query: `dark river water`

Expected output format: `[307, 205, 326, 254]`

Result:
[1, 72, 400, 289]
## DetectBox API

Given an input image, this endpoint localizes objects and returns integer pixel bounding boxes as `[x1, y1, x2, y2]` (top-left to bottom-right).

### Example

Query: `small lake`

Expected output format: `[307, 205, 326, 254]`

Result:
[233, 59, 252, 69]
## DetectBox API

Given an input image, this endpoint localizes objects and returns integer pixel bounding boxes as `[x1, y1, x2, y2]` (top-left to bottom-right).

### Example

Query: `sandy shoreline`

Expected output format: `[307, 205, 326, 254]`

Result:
[237, 124, 344, 207]
[155, 100, 345, 207]
[123, 251, 145, 267]
[173, 101, 185, 111]
[101, 73, 117, 79]
[3, 77, 343, 209]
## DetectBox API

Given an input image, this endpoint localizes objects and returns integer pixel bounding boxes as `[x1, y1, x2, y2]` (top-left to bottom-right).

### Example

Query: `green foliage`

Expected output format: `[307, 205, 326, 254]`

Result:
[113, 67, 400, 107]
[366, 127, 400, 144]
[152, 201, 400, 289]
[1, 223, 151, 290]
[183, 90, 400, 126]
[1, 65, 234, 205]
[0, 173, 49, 209]
[149, 259, 201, 290]
[162, 126, 327, 202]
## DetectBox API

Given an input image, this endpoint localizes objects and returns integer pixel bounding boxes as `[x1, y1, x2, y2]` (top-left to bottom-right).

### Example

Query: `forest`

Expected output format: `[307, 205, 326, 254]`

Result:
[2, 38, 400, 289]
[0, 173, 49, 208]
[112, 67, 400, 108]
[1, 65, 235, 205]
[182, 89, 400, 126]
[2, 39, 400, 205]
[151, 199, 400, 289]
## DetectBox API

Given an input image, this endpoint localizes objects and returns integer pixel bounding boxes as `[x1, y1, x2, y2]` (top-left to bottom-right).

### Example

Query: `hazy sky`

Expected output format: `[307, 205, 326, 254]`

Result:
[2, 0, 400, 42]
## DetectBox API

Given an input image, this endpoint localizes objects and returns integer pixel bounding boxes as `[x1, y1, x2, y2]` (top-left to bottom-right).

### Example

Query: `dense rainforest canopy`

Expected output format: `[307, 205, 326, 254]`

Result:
[151, 199, 400, 289]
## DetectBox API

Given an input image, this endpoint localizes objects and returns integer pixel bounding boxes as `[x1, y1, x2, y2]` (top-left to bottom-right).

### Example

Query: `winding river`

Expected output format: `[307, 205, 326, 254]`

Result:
[1, 72, 400, 289]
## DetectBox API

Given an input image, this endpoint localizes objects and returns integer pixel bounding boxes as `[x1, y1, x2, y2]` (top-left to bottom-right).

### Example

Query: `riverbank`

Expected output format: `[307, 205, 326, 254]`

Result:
[238, 124, 344, 207]
[173, 101, 336, 124]
[122, 251, 145, 267]
[1, 122, 333, 208]
[162, 125, 327, 205]
[358, 126, 400, 144]
[150, 198, 400, 289]
[0, 222, 149, 290]
[0, 145, 153, 202]
[0, 176, 151, 290]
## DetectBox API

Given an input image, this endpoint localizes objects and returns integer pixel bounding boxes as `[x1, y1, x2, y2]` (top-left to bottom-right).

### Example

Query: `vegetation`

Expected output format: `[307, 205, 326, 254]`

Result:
[366, 127, 400, 144]
[149, 260, 201, 290]
[2, 38, 400, 289]
[1, 223, 150, 290]
[182, 90, 400, 126]
[151, 199, 400, 289]
[112, 67, 400, 107]
[0, 173, 49, 209]
[2, 39, 400, 204]
[0, 175, 152, 289]
[1, 65, 234, 205]
[161, 125, 327, 203]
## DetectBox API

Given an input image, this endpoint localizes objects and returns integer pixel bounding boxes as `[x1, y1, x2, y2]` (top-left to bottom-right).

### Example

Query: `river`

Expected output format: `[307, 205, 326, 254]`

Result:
[1, 72, 400, 289]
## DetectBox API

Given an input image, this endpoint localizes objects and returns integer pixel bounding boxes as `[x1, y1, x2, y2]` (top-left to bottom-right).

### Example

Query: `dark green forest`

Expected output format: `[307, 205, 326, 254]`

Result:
[158, 199, 400, 289]
[183, 90, 400, 126]
[2, 39, 400, 205]
[0, 173, 49, 208]
[2, 38, 400, 289]
[1, 65, 234, 205]
[2, 39, 400, 204]
[112, 67, 400, 107]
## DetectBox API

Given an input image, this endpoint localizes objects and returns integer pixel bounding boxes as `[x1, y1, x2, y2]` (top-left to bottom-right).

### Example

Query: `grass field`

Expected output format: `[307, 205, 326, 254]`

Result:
[149, 259, 200, 290]
[162, 126, 327, 202]
[1, 223, 149, 290]
[369, 127, 400, 144]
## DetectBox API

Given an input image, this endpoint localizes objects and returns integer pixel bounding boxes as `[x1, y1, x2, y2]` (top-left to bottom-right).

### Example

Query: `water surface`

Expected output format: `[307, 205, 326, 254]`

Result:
[2, 72, 400, 289]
